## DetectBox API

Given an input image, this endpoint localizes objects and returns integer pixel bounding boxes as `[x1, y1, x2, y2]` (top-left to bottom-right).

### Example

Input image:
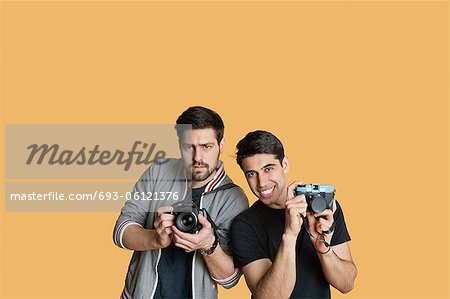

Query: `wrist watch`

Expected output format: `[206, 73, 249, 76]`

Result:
[200, 233, 219, 256]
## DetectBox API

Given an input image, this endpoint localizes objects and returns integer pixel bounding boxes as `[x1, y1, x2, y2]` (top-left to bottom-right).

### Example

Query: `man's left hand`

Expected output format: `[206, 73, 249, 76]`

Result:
[306, 199, 337, 253]
[172, 214, 216, 253]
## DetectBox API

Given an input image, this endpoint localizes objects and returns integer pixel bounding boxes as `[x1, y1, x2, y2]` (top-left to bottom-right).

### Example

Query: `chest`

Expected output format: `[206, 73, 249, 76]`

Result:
[254, 213, 319, 265]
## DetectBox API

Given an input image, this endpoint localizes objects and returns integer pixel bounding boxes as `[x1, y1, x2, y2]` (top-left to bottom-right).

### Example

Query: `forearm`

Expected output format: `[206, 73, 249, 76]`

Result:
[203, 245, 237, 283]
[122, 225, 162, 251]
[254, 234, 297, 299]
[318, 250, 357, 293]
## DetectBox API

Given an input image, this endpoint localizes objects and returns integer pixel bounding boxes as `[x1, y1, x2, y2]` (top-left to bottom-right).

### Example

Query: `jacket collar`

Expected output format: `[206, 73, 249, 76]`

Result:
[204, 160, 226, 192]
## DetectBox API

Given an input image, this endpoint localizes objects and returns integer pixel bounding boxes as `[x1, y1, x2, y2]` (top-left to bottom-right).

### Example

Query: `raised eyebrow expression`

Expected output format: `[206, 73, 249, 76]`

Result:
[244, 163, 277, 177]
[182, 143, 215, 150]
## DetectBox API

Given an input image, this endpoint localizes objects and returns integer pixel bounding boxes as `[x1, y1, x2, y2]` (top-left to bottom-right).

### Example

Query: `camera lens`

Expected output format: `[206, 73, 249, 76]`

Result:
[311, 195, 327, 213]
[182, 216, 193, 225]
[176, 212, 197, 233]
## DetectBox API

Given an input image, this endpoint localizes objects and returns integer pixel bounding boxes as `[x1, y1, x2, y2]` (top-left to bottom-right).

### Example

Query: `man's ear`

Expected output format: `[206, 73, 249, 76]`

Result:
[282, 156, 290, 174]
[219, 138, 225, 153]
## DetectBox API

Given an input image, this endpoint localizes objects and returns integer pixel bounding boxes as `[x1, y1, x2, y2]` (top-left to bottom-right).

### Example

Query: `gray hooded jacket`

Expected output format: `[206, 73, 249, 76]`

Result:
[113, 159, 248, 299]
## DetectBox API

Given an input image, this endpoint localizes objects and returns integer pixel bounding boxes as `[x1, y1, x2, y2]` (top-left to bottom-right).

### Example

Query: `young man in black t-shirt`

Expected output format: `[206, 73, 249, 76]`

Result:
[231, 130, 357, 298]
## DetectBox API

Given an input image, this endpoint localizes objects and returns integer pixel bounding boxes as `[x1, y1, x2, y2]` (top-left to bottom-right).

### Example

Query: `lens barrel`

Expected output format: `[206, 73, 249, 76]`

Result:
[175, 212, 198, 233]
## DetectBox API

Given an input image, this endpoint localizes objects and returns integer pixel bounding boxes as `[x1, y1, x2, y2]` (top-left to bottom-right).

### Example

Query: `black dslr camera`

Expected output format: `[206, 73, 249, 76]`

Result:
[294, 184, 335, 213]
[171, 201, 207, 233]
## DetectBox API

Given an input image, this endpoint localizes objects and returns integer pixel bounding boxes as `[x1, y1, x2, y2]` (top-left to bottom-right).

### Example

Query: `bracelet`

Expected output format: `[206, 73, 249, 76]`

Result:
[200, 232, 219, 256]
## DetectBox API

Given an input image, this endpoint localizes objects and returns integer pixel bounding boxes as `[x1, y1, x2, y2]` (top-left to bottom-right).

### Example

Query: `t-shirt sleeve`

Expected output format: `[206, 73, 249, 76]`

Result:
[230, 216, 269, 268]
[330, 200, 351, 246]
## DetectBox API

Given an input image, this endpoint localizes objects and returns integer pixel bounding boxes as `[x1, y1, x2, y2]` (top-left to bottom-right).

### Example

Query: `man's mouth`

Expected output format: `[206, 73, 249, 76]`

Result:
[259, 186, 275, 198]
[192, 165, 207, 171]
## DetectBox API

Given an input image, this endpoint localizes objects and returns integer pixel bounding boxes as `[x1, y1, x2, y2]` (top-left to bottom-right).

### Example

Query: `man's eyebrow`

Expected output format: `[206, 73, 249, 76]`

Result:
[261, 163, 276, 169]
[244, 163, 276, 175]
[181, 142, 214, 146]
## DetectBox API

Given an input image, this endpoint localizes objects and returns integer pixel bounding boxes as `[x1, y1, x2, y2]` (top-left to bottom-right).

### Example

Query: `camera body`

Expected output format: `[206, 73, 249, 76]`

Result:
[294, 184, 335, 213]
[171, 201, 206, 233]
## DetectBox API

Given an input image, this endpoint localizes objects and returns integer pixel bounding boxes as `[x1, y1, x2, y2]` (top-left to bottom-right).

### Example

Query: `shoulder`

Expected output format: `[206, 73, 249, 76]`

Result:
[232, 201, 264, 226]
[330, 199, 352, 244]
[144, 158, 184, 178]
[213, 176, 249, 208]
[134, 158, 184, 190]
[222, 180, 248, 202]
[334, 199, 347, 220]
[151, 158, 184, 173]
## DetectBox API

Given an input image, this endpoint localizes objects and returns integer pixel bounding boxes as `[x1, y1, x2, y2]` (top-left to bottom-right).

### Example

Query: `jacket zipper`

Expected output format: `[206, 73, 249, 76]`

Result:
[150, 248, 162, 299]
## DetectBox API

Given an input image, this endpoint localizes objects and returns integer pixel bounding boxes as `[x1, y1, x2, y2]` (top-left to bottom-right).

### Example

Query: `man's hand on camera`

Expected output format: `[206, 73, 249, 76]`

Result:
[306, 199, 337, 252]
[284, 181, 308, 237]
[172, 214, 216, 253]
[154, 206, 175, 248]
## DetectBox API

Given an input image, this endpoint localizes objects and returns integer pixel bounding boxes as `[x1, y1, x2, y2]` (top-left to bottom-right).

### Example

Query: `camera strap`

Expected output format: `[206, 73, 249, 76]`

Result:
[301, 215, 332, 254]
[206, 182, 239, 194]
[201, 208, 219, 232]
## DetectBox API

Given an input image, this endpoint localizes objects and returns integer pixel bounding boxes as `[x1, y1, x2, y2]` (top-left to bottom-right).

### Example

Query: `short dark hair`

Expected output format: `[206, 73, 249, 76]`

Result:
[175, 106, 225, 144]
[236, 130, 285, 168]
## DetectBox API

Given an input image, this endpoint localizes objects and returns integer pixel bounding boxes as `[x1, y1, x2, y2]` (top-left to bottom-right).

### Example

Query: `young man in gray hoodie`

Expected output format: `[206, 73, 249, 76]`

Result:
[113, 106, 248, 299]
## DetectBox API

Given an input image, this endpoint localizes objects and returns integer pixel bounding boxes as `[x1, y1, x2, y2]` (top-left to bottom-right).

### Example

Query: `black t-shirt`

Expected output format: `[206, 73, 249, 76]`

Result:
[154, 185, 206, 299]
[230, 200, 351, 299]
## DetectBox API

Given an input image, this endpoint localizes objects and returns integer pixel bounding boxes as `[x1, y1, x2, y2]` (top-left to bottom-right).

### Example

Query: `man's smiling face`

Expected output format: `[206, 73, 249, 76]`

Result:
[241, 153, 290, 209]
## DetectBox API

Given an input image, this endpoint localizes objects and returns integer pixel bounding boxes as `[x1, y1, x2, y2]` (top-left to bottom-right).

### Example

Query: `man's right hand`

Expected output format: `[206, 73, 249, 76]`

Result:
[154, 206, 175, 248]
[284, 181, 308, 237]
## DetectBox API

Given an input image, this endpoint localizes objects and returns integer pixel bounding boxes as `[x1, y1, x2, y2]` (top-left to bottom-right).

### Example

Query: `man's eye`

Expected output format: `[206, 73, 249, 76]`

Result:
[203, 144, 212, 149]
[264, 167, 273, 173]
[183, 145, 193, 151]
[246, 172, 255, 178]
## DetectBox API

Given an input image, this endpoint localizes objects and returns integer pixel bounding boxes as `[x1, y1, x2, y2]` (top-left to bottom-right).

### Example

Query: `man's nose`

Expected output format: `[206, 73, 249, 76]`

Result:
[193, 147, 202, 162]
[257, 173, 268, 188]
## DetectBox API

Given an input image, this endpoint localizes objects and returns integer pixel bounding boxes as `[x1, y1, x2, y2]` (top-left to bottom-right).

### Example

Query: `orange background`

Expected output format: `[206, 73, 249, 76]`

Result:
[1, 1, 448, 298]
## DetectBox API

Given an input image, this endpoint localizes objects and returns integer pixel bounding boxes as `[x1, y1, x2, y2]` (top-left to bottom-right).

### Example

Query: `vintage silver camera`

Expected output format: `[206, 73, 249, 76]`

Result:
[294, 184, 335, 213]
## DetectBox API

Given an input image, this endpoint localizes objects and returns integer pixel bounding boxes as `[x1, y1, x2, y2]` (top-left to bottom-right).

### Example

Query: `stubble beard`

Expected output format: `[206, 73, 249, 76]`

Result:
[190, 154, 219, 183]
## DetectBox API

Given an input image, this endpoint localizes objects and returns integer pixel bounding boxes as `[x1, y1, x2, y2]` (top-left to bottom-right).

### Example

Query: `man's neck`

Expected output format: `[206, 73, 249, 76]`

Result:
[266, 202, 286, 209]
[264, 188, 289, 209]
